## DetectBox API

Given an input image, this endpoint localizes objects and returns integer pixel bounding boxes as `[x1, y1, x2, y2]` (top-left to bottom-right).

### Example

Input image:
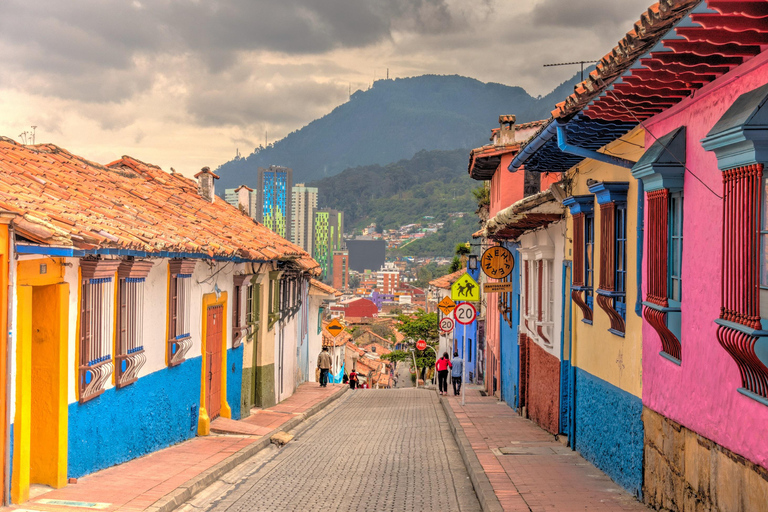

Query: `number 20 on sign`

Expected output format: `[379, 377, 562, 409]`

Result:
[454, 302, 476, 325]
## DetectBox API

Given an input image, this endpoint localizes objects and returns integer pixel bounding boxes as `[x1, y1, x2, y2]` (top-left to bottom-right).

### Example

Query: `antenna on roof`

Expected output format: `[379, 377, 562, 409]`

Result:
[543, 60, 600, 82]
[31, 126, 37, 144]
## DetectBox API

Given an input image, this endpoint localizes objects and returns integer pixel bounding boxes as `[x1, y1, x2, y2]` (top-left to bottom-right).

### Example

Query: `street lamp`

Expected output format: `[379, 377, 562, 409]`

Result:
[468, 254, 478, 270]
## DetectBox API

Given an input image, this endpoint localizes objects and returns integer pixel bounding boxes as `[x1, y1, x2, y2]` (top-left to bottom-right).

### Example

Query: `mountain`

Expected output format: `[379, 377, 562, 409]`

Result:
[309, 148, 476, 231]
[214, 72, 585, 189]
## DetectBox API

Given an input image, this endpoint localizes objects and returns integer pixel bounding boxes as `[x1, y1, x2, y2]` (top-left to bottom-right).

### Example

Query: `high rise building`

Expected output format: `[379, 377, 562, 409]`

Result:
[333, 250, 349, 291]
[313, 209, 344, 282]
[224, 188, 238, 208]
[377, 261, 400, 295]
[291, 184, 318, 255]
[256, 166, 293, 240]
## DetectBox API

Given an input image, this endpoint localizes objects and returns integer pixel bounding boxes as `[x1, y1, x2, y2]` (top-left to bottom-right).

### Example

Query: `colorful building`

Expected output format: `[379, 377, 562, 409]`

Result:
[0, 140, 321, 504]
[291, 184, 318, 255]
[332, 250, 349, 291]
[257, 165, 293, 240]
[313, 209, 344, 281]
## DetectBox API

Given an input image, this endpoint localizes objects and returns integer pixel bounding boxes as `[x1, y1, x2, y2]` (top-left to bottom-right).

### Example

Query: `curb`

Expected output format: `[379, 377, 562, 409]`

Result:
[439, 392, 504, 512]
[147, 386, 348, 512]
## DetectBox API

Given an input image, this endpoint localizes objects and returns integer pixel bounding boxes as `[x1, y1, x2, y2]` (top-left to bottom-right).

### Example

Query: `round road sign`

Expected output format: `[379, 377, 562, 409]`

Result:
[416, 339, 427, 351]
[439, 317, 454, 333]
[454, 302, 476, 325]
[481, 246, 514, 279]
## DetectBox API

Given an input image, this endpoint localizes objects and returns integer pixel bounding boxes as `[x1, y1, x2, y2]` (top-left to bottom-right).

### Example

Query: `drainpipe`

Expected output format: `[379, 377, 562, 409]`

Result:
[5, 226, 14, 505]
[635, 180, 644, 317]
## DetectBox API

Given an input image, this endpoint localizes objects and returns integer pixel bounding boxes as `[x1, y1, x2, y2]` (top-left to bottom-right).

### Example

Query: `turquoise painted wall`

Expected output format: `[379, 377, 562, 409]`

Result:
[227, 346, 243, 420]
[68, 357, 202, 478]
[574, 368, 643, 498]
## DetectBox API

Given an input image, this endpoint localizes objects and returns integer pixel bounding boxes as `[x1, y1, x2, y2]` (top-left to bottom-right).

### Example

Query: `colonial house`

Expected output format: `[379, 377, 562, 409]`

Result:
[0, 138, 321, 504]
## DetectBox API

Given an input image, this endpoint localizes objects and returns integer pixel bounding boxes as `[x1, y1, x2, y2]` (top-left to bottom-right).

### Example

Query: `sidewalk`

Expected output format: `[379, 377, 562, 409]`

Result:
[8, 383, 346, 512]
[442, 388, 648, 512]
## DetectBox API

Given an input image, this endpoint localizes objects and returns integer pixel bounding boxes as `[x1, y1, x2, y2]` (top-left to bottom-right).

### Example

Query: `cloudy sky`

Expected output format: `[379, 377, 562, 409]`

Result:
[0, 0, 651, 175]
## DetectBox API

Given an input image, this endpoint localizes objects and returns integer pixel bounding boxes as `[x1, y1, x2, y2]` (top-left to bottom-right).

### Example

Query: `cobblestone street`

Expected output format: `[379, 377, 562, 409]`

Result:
[180, 389, 480, 512]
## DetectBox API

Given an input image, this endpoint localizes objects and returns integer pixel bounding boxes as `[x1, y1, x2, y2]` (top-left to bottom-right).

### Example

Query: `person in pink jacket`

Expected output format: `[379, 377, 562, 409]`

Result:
[435, 352, 452, 395]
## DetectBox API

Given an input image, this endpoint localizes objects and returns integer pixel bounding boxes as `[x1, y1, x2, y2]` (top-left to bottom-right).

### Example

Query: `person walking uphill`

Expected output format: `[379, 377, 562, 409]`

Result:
[450, 351, 463, 396]
[317, 347, 332, 387]
[435, 352, 452, 395]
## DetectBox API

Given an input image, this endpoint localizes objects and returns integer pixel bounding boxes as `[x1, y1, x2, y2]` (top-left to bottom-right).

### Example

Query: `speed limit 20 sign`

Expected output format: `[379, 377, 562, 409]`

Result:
[454, 302, 476, 325]
[439, 317, 454, 333]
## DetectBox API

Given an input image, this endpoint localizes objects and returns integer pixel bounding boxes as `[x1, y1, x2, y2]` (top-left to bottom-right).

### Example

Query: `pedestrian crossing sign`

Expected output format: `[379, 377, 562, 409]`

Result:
[450, 273, 479, 302]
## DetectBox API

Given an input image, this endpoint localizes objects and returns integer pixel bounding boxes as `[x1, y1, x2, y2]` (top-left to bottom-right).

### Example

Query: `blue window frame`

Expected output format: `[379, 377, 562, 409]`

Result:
[585, 212, 594, 309]
[614, 204, 627, 319]
[668, 191, 683, 340]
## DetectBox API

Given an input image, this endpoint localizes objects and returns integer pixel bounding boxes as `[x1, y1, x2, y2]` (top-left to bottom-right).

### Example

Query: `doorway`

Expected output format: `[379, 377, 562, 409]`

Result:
[205, 305, 223, 420]
[13, 276, 68, 503]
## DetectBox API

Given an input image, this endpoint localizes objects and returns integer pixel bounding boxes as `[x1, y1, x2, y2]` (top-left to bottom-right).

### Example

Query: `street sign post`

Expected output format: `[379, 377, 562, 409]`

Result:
[453, 302, 476, 406]
[439, 317, 454, 333]
[437, 296, 456, 316]
[416, 339, 427, 351]
[481, 246, 514, 279]
[325, 318, 345, 338]
[451, 273, 480, 302]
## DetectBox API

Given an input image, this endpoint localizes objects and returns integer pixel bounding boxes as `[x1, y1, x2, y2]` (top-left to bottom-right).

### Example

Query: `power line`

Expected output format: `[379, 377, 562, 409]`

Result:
[543, 60, 600, 81]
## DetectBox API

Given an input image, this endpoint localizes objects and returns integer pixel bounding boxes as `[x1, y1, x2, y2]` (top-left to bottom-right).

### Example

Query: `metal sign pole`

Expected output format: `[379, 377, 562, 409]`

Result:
[461, 323, 467, 406]
[412, 349, 418, 389]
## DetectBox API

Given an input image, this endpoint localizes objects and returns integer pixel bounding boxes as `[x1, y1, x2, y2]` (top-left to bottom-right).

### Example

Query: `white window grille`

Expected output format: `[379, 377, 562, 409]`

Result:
[168, 260, 196, 366]
[116, 260, 153, 387]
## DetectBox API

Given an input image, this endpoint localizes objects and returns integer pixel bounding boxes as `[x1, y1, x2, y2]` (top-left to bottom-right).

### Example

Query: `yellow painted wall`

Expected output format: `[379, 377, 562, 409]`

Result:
[13, 259, 69, 503]
[0, 226, 9, 504]
[567, 128, 645, 398]
[255, 274, 275, 367]
[198, 292, 229, 435]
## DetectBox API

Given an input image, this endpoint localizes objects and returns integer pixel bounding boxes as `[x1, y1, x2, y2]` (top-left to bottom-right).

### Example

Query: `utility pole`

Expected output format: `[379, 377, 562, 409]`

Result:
[543, 60, 600, 82]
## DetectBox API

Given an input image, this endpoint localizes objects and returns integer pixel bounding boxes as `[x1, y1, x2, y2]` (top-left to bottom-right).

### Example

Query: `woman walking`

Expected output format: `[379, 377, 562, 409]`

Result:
[349, 369, 358, 390]
[435, 352, 452, 395]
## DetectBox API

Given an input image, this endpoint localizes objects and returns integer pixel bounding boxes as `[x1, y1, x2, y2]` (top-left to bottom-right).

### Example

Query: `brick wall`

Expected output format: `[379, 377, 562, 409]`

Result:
[521, 334, 560, 434]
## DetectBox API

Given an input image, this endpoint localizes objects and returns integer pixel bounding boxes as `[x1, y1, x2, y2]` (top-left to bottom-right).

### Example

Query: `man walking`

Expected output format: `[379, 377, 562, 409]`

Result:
[451, 351, 463, 396]
[317, 346, 332, 387]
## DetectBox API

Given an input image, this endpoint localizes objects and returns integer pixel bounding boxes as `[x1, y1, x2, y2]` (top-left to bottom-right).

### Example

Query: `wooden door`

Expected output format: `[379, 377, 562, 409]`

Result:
[206, 305, 223, 420]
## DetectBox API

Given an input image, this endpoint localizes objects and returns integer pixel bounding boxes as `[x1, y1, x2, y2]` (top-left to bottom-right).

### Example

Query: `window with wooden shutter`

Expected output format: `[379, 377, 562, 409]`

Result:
[79, 259, 121, 403]
[564, 195, 595, 324]
[168, 259, 196, 366]
[115, 260, 153, 388]
[232, 274, 252, 348]
[268, 271, 279, 329]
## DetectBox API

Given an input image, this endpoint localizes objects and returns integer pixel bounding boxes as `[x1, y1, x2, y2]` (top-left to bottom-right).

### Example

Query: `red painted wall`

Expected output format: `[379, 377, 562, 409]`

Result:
[522, 335, 560, 435]
[344, 298, 378, 318]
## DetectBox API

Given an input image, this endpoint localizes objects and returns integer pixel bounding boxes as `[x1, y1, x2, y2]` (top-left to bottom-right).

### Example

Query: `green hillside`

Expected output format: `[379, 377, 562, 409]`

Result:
[214, 72, 585, 188]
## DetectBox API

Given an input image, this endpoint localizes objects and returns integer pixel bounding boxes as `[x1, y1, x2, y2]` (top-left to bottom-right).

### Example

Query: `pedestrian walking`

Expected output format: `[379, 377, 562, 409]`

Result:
[349, 369, 358, 390]
[435, 352, 452, 395]
[451, 351, 463, 396]
[342, 373, 349, 385]
[317, 346, 332, 387]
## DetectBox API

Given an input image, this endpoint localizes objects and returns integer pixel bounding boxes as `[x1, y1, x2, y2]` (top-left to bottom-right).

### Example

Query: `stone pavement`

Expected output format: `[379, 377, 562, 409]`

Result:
[443, 388, 649, 512]
[179, 389, 481, 512]
[5, 383, 345, 512]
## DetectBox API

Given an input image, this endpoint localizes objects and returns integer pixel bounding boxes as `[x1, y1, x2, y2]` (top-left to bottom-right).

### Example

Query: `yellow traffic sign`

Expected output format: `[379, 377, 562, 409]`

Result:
[481, 246, 514, 279]
[325, 318, 345, 338]
[437, 296, 456, 316]
[451, 273, 480, 302]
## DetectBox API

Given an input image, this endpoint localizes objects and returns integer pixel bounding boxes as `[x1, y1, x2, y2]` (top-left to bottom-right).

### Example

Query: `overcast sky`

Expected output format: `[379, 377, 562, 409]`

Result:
[0, 0, 651, 175]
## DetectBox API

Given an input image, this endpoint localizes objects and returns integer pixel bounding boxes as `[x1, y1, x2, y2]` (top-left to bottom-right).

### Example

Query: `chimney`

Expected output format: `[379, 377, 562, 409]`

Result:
[498, 115, 516, 145]
[235, 185, 253, 216]
[194, 166, 220, 202]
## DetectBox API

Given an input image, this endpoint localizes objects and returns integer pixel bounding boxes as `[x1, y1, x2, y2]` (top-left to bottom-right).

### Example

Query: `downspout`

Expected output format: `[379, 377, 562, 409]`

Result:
[4, 226, 12, 505]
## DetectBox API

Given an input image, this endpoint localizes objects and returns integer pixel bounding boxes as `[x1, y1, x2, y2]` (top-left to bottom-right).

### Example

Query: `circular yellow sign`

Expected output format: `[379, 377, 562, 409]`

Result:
[481, 246, 514, 279]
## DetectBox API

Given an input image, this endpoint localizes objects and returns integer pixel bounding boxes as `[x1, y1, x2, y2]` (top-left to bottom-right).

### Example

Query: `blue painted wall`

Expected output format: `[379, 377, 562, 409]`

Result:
[68, 356, 202, 479]
[574, 368, 644, 498]
[500, 242, 520, 409]
[226, 346, 243, 420]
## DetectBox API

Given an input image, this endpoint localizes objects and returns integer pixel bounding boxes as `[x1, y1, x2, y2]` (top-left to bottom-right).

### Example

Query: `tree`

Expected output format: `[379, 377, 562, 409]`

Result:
[389, 310, 439, 380]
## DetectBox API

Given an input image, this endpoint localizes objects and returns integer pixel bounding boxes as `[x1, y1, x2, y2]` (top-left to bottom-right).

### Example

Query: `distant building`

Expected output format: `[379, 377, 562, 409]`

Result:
[346, 239, 386, 273]
[330, 298, 379, 320]
[225, 186, 255, 218]
[333, 250, 349, 291]
[313, 209, 344, 281]
[256, 166, 293, 240]
[377, 262, 400, 295]
[292, 184, 317, 254]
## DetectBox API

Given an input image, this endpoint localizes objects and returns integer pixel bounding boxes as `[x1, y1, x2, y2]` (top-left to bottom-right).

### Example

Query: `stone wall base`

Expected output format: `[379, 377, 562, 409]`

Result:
[643, 407, 768, 512]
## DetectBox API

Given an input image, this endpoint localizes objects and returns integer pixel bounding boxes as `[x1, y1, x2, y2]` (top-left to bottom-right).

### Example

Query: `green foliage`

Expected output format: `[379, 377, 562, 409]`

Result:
[472, 186, 490, 207]
[214, 73, 586, 187]
[396, 310, 439, 344]
[450, 257, 461, 273]
[455, 243, 470, 256]
[412, 262, 451, 288]
[392, 215, 477, 258]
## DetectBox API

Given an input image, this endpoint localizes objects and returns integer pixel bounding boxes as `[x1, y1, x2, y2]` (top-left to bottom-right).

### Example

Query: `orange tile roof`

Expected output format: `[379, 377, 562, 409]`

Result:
[429, 268, 467, 289]
[0, 138, 318, 272]
[310, 279, 338, 295]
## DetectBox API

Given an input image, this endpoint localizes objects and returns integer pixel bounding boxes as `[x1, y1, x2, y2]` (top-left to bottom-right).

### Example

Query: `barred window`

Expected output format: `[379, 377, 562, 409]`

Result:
[116, 260, 153, 388]
[168, 259, 196, 366]
[79, 259, 120, 403]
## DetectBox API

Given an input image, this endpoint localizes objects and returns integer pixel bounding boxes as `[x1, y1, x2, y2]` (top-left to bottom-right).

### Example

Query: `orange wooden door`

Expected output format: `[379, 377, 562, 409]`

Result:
[206, 305, 223, 420]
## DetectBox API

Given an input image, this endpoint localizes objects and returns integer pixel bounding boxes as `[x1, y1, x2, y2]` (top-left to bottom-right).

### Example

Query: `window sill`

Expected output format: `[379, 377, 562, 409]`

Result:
[581, 319, 593, 325]
[738, 387, 768, 407]
[714, 318, 768, 338]
[642, 301, 681, 314]
[608, 328, 625, 338]
[659, 351, 681, 366]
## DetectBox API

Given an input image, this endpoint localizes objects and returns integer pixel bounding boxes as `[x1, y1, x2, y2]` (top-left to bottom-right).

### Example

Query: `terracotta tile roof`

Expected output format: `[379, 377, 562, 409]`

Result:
[429, 268, 466, 289]
[310, 279, 338, 295]
[515, 120, 548, 131]
[550, 0, 700, 120]
[0, 138, 318, 272]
